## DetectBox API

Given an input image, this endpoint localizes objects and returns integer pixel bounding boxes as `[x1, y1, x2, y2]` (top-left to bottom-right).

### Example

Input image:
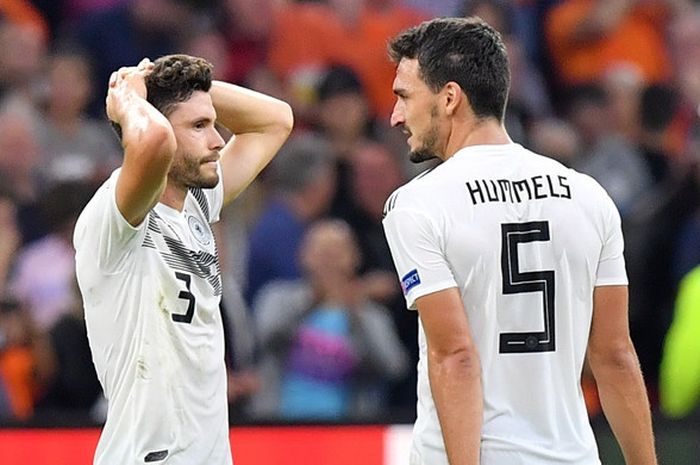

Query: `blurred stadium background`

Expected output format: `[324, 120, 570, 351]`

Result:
[1, 0, 699, 463]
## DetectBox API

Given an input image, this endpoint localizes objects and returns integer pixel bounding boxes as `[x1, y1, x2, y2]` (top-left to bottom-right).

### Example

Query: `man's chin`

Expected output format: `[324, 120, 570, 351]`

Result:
[192, 174, 219, 189]
[409, 149, 438, 164]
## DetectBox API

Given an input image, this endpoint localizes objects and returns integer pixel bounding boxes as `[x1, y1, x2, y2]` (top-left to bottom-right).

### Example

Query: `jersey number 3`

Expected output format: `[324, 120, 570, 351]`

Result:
[173, 272, 196, 324]
[500, 221, 555, 353]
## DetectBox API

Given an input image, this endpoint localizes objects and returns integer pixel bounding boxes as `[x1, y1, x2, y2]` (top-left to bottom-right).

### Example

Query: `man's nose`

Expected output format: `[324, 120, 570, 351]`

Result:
[210, 128, 225, 150]
[390, 106, 404, 128]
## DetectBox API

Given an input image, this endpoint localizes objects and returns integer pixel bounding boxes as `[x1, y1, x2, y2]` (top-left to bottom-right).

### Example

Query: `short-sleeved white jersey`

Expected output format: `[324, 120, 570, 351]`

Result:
[382, 144, 627, 465]
[74, 168, 231, 465]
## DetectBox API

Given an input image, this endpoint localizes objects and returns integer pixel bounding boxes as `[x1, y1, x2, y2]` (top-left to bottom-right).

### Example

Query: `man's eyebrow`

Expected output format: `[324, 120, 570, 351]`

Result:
[192, 116, 214, 124]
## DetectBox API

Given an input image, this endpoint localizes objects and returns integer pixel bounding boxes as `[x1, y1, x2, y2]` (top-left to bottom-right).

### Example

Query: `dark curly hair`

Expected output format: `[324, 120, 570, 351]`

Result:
[110, 54, 213, 140]
[146, 54, 213, 116]
[388, 17, 510, 122]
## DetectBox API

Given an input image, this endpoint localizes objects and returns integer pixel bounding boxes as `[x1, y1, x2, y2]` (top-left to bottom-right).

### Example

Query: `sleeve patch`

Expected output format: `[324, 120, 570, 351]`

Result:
[401, 269, 421, 295]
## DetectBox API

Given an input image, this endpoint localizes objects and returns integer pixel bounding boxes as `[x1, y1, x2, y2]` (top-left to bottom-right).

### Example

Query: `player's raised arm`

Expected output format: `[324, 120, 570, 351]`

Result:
[416, 288, 482, 465]
[587, 285, 658, 465]
[210, 82, 293, 205]
[108, 59, 177, 227]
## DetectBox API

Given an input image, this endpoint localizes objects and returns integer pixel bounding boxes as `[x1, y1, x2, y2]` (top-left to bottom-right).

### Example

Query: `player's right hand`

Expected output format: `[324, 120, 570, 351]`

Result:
[105, 58, 155, 125]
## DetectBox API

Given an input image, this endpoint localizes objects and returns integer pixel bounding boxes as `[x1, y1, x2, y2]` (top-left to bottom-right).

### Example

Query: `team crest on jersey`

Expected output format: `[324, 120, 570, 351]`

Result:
[401, 269, 421, 294]
[188, 215, 211, 246]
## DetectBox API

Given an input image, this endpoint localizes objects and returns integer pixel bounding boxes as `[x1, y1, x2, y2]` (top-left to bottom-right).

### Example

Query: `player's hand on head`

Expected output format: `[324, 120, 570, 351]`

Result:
[105, 58, 154, 125]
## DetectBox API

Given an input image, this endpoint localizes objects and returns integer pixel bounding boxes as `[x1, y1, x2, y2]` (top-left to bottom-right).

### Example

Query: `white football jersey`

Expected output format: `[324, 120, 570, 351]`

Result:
[74, 168, 232, 465]
[383, 144, 627, 465]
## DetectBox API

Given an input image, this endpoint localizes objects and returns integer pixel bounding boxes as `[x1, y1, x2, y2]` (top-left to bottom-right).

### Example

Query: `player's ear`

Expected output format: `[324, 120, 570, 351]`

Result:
[443, 81, 463, 116]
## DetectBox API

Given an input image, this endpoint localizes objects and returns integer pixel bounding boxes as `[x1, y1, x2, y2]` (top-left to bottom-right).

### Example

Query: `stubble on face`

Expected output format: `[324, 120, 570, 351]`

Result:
[408, 104, 440, 163]
[169, 149, 220, 190]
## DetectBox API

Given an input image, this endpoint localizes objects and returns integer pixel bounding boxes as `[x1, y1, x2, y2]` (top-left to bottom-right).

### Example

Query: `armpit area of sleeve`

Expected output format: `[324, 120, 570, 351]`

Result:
[405, 280, 458, 310]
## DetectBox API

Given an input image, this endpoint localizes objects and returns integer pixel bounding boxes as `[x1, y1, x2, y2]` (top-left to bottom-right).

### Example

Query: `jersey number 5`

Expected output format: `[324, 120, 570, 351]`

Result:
[173, 272, 196, 324]
[500, 221, 555, 353]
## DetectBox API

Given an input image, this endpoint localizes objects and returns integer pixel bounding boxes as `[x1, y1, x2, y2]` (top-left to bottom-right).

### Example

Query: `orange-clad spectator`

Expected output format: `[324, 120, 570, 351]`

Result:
[268, 0, 425, 119]
[0, 297, 54, 420]
[0, 346, 35, 419]
[0, 0, 48, 41]
[545, 0, 688, 87]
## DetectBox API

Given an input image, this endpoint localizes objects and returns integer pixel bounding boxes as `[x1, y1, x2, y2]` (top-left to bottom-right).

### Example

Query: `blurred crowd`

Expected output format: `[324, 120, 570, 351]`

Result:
[0, 0, 699, 426]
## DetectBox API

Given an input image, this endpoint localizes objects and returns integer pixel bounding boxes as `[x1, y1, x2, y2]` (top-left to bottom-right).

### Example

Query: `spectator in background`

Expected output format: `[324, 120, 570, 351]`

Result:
[464, 0, 552, 142]
[0, 97, 42, 202]
[334, 143, 404, 281]
[250, 219, 407, 420]
[623, 82, 699, 402]
[601, 63, 645, 143]
[0, 186, 28, 422]
[267, 0, 425, 120]
[659, 264, 700, 420]
[245, 134, 336, 305]
[315, 65, 375, 161]
[0, 20, 46, 101]
[314, 66, 409, 212]
[667, 7, 700, 162]
[671, 132, 700, 289]
[0, 0, 47, 32]
[0, 185, 20, 295]
[564, 83, 652, 217]
[10, 181, 94, 331]
[69, 0, 211, 116]
[180, 23, 232, 82]
[528, 117, 581, 167]
[637, 84, 681, 186]
[332, 142, 419, 418]
[544, 0, 688, 89]
[0, 296, 54, 421]
[0, 373, 11, 420]
[219, 0, 274, 86]
[30, 0, 126, 41]
[34, 279, 102, 423]
[0, 97, 47, 244]
[37, 48, 120, 186]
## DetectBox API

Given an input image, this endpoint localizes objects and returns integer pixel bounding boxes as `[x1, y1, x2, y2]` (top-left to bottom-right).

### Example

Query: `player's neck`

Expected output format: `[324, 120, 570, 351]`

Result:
[159, 183, 188, 212]
[443, 118, 511, 160]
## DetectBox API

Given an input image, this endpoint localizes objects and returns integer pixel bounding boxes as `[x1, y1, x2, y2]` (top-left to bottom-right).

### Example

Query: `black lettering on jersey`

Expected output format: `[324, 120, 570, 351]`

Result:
[558, 175, 571, 199]
[464, 174, 572, 206]
[512, 179, 532, 202]
[546, 175, 560, 198]
[466, 180, 485, 205]
[497, 179, 512, 202]
[144, 449, 169, 462]
[142, 212, 222, 296]
[484, 180, 500, 202]
[532, 176, 546, 199]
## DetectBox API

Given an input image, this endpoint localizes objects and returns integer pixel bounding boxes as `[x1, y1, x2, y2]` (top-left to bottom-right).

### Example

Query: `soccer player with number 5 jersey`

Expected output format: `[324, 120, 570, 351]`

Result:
[382, 18, 657, 465]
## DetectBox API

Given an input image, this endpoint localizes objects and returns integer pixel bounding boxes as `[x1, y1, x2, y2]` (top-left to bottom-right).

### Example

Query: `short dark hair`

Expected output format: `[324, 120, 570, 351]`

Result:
[146, 54, 213, 117]
[317, 65, 365, 101]
[110, 54, 213, 140]
[388, 17, 510, 121]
